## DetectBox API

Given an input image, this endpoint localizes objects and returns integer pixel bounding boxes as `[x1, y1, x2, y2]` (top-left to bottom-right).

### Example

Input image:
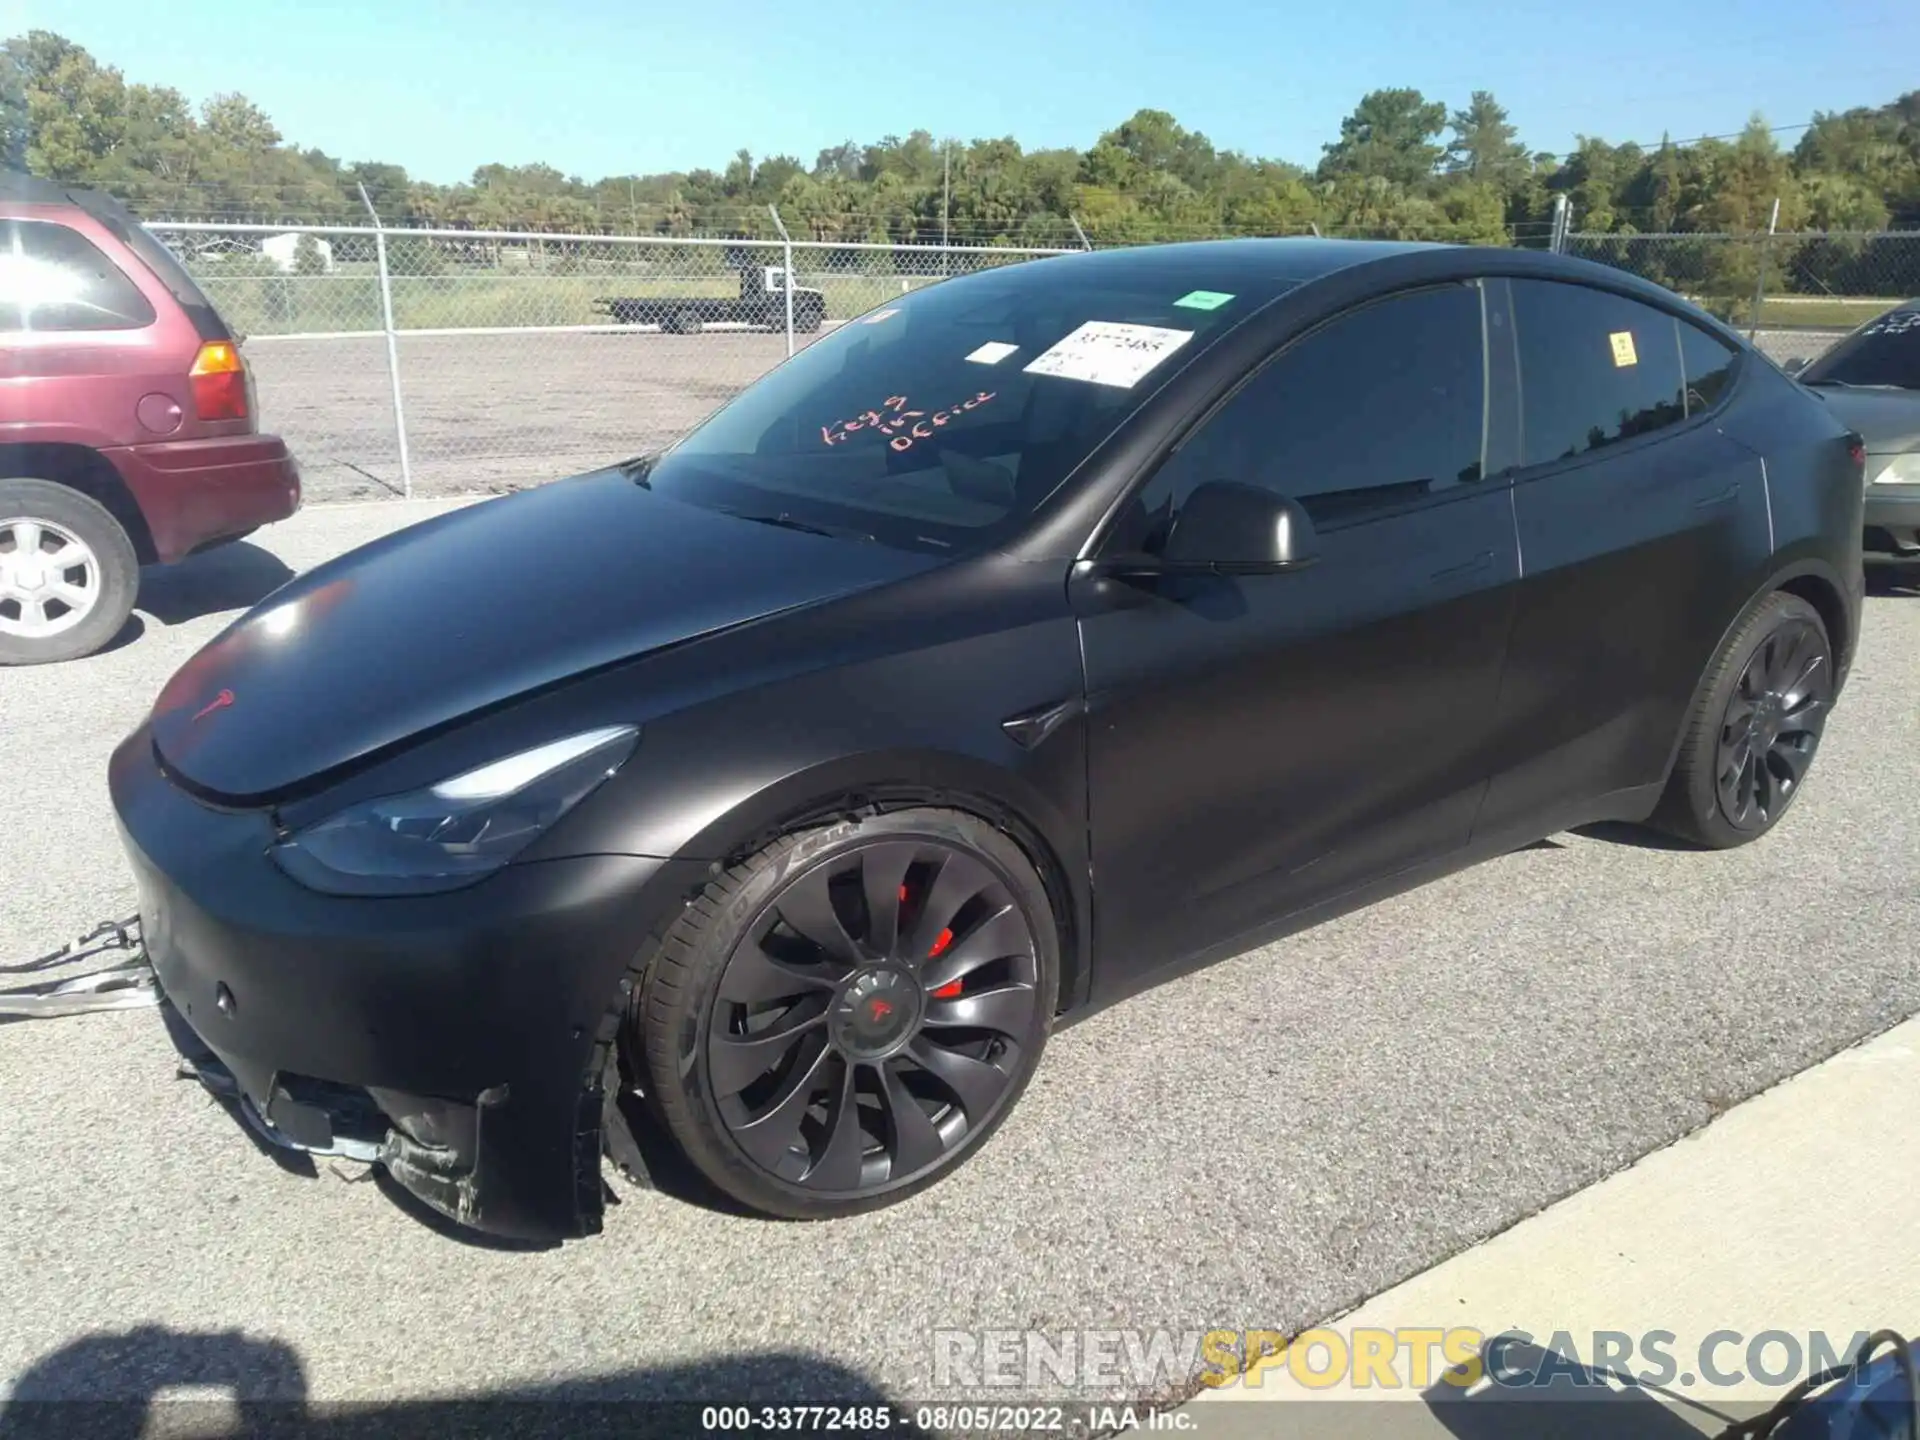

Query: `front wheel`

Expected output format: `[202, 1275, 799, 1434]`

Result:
[0, 478, 139, 666]
[1650, 591, 1834, 848]
[633, 807, 1058, 1218]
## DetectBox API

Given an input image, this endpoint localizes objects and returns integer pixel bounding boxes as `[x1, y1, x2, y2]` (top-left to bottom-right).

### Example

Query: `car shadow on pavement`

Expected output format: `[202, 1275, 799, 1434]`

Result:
[136, 541, 296, 630]
[1569, 821, 1702, 853]
[0, 1326, 929, 1440]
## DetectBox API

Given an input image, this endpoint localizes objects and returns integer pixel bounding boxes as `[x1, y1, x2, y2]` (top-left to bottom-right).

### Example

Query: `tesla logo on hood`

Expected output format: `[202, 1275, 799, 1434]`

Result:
[192, 688, 236, 722]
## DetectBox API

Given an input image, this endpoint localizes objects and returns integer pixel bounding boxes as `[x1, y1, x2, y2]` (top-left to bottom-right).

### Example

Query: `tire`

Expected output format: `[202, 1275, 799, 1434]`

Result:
[1649, 591, 1834, 849]
[633, 806, 1059, 1219]
[797, 306, 823, 334]
[669, 308, 703, 336]
[0, 478, 139, 666]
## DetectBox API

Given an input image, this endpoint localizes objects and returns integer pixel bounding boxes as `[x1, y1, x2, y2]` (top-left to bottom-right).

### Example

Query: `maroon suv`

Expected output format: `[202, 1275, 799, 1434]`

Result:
[2, 175, 301, 664]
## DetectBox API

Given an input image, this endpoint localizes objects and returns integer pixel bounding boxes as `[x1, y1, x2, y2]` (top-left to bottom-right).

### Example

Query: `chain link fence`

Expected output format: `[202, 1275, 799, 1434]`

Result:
[1565, 228, 1920, 368]
[148, 218, 1076, 501]
[146, 213, 1919, 503]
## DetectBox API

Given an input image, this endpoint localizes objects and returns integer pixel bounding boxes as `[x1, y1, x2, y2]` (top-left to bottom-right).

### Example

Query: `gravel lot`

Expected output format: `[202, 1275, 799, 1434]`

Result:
[249, 325, 1850, 505]
[250, 329, 827, 502]
[1, 501, 1915, 1421]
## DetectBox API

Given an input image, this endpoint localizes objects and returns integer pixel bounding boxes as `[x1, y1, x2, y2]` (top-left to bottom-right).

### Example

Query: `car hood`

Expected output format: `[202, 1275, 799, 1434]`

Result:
[1808, 386, 1920, 452]
[148, 469, 937, 802]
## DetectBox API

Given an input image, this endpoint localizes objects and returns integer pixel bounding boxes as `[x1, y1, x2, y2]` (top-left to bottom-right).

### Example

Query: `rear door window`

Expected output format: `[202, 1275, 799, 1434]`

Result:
[1510, 279, 1688, 468]
[0, 220, 158, 333]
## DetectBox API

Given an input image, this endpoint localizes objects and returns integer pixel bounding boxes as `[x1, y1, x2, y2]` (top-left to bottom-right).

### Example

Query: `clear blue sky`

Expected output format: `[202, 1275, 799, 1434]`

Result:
[36, 0, 1920, 183]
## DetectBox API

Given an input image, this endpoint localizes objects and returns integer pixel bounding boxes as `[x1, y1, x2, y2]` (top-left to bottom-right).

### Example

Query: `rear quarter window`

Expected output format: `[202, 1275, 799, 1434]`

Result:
[1678, 321, 1739, 412]
[0, 220, 158, 333]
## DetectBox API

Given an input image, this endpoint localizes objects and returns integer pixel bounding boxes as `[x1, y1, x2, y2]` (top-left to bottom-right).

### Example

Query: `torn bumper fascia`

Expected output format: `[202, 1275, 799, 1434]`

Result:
[172, 1032, 495, 1228]
[165, 994, 618, 1239]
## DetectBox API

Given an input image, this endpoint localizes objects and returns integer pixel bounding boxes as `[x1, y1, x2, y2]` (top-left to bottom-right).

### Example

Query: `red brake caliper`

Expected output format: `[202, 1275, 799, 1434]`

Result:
[905, 884, 963, 997]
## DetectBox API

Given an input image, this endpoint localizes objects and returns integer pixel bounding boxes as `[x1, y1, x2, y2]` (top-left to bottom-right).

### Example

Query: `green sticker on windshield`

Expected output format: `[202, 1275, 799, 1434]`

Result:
[1173, 289, 1235, 311]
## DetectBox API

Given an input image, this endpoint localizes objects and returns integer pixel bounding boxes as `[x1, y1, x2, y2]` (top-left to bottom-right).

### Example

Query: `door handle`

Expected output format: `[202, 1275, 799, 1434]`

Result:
[1428, 549, 1494, 583]
[1693, 483, 1739, 509]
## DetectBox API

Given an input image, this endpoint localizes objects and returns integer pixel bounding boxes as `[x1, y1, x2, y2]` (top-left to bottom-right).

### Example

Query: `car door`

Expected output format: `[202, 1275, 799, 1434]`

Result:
[1473, 277, 1772, 841]
[1071, 280, 1521, 995]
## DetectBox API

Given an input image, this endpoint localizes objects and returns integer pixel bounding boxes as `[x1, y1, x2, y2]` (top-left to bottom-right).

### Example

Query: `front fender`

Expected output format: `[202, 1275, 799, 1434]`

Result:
[519, 599, 1095, 1010]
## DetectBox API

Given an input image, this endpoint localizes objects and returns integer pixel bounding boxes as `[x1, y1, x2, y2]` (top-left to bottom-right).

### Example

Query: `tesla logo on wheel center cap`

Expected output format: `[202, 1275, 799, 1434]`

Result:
[834, 968, 920, 1058]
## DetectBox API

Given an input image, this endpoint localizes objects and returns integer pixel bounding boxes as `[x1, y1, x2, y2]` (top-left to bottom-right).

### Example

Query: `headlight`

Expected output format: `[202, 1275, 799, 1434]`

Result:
[270, 725, 639, 896]
[1868, 453, 1920, 487]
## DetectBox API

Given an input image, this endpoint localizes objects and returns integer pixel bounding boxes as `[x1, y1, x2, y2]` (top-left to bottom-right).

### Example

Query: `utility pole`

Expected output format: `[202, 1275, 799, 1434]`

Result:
[941, 141, 951, 277]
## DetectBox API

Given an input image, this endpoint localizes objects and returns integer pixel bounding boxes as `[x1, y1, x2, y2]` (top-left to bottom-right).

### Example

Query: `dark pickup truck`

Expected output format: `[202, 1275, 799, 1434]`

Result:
[593, 264, 827, 334]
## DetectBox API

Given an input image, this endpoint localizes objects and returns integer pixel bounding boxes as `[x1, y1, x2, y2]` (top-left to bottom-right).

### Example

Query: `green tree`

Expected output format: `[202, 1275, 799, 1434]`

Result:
[1, 40, 31, 169]
[1445, 91, 1527, 192]
[346, 160, 409, 218]
[1696, 118, 1803, 231]
[199, 91, 279, 150]
[8, 29, 129, 177]
[1319, 88, 1448, 188]
[12, 26, 1920, 268]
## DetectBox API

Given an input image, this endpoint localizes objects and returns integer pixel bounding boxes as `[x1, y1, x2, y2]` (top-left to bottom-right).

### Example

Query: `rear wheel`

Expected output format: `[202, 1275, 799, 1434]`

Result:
[633, 807, 1058, 1218]
[668, 308, 703, 335]
[0, 478, 139, 666]
[1650, 591, 1834, 848]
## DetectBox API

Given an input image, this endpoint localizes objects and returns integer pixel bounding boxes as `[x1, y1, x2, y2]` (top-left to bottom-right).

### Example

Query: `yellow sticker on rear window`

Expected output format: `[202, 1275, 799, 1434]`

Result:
[1609, 330, 1638, 367]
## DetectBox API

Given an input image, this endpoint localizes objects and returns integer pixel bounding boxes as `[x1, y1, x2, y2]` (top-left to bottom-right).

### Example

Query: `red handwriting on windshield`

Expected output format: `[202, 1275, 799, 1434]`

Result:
[820, 391, 998, 453]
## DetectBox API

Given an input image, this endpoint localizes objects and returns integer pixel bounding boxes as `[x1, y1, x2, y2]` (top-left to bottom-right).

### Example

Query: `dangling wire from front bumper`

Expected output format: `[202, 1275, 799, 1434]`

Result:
[0, 916, 157, 1020]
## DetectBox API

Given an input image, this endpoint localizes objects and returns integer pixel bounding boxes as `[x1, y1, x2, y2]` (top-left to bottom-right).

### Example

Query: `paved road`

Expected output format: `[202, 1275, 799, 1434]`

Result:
[1, 501, 1916, 1418]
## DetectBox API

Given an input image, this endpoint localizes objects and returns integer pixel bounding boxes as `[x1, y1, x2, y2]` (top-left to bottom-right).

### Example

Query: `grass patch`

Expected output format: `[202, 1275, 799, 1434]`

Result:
[1751, 295, 1899, 330]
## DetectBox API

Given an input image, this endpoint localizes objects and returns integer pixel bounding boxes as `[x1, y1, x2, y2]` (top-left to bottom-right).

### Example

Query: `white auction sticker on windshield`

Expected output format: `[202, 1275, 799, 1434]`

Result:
[966, 341, 1020, 365]
[1023, 321, 1193, 388]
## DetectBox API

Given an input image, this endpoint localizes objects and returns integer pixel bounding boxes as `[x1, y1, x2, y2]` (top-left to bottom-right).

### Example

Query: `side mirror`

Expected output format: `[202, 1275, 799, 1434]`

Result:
[1783, 356, 1809, 375]
[1156, 481, 1318, 573]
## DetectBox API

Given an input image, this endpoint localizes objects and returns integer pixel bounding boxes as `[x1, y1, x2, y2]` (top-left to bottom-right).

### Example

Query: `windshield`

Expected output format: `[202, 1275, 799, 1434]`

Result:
[639, 261, 1290, 554]
[1800, 306, 1920, 391]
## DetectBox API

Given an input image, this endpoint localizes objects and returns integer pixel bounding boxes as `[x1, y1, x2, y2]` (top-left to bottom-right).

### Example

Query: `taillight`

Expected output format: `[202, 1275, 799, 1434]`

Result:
[1847, 432, 1866, 468]
[189, 341, 249, 422]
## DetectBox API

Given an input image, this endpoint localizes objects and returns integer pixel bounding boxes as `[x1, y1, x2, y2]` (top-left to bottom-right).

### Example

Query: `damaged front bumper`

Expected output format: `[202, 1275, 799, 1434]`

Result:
[110, 722, 702, 1243]
[162, 992, 500, 1227]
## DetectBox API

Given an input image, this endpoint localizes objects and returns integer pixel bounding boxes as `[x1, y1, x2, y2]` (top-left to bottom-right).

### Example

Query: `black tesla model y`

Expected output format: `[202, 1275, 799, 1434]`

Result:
[112, 239, 1866, 1241]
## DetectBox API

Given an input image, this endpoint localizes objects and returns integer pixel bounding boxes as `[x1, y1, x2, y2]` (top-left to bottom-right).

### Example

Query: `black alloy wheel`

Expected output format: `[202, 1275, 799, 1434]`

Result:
[1653, 590, 1834, 849]
[633, 808, 1057, 1218]
[1714, 614, 1833, 832]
